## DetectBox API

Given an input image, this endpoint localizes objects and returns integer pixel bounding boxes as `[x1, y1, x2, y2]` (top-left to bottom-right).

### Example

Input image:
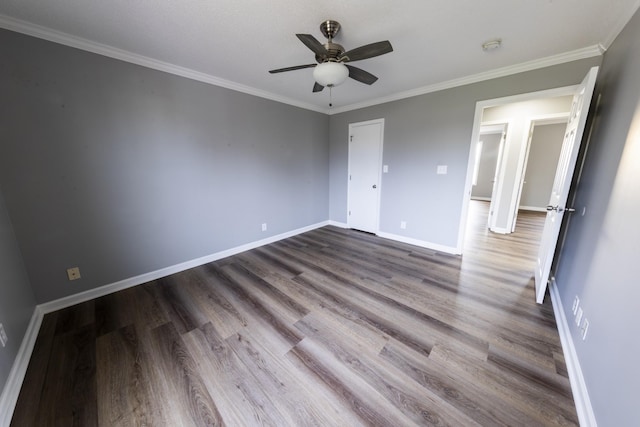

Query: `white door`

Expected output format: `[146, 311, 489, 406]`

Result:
[488, 129, 507, 229]
[535, 67, 599, 303]
[347, 119, 384, 233]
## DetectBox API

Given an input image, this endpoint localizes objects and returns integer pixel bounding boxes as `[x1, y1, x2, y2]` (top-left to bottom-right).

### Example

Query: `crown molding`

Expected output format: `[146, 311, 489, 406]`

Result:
[0, 12, 617, 117]
[0, 14, 327, 114]
[329, 45, 604, 114]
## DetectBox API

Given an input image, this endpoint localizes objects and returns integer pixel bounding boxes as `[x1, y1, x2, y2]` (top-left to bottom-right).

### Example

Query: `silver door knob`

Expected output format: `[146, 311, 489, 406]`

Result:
[372, 185, 377, 189]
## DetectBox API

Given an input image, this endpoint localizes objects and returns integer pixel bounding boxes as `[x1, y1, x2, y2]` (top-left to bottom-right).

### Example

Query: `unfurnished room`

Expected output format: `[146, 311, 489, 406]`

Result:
[1, 1, 640, 426]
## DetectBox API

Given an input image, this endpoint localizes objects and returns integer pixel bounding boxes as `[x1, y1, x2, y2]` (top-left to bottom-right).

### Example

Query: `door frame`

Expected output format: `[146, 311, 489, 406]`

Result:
[510, 113, 570, 232]
[478, 121, 509, 231]
[347, 118, 385, 233]
[458, 85, 579, 252]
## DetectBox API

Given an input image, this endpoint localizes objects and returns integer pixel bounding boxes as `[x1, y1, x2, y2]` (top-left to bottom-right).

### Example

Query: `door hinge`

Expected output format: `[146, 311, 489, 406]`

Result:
[350, 135, 353, 142]
[349, 211, 351, 216]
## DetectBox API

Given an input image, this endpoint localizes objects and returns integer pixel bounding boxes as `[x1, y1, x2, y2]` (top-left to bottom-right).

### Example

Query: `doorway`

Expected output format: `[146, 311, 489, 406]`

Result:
[459, 67, 599, 304]
[347, 119, 384, 233]
[462, 90, 575, 241]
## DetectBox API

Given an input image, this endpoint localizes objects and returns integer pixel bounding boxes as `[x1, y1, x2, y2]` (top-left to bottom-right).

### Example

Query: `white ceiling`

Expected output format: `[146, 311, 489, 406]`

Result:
[1, 0, 639, 114]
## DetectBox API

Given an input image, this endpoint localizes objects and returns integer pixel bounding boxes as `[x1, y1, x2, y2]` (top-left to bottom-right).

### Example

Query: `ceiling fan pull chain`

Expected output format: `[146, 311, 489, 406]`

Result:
[329, 86, 333, 108]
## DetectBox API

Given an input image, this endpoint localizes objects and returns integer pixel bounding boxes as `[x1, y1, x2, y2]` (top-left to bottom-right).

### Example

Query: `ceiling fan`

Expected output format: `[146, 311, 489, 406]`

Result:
[269, 20, 393, 93]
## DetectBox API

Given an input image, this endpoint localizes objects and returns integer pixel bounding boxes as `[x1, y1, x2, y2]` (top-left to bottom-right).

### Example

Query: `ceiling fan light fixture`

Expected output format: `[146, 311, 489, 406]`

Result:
[313, 62, 349, 87]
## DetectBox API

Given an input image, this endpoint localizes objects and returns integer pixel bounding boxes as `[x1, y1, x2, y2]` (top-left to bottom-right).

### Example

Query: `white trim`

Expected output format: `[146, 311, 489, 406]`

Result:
[0, 306, 44, 427]
[376, 231, 460, 255]
[489, 226, 511, 234]
[1, 220, 329, 425]
[0, 12, 606, 116]
[470, 196, 492, 202]
[489, 121, 512, 232]
[330, 46, 603, 114]
[549, 278, 597, 427]
[0, 14, 326, 114]
[39, 220, 328, 314]
[518, 205, 547, 213]
[510, 112, 571, 232]
[328, 220, 348, 228]
[460, 85, 579, 249]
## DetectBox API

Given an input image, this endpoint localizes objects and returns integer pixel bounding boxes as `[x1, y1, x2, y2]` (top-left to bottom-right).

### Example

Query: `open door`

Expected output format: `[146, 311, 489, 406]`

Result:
[487, 127, 507, 230]
[535, 67, 599, 303]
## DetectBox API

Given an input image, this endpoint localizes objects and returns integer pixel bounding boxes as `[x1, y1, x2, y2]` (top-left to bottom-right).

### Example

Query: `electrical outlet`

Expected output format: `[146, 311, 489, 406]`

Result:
[261, 223, 267, 232]
[67, 267, 81, 281]
[400, 221, 407, 229]
[0, 323, 7, 347]
[581, 319, 590, 340]
[572, 296, 580, 315]
[575, 307, 583, 326]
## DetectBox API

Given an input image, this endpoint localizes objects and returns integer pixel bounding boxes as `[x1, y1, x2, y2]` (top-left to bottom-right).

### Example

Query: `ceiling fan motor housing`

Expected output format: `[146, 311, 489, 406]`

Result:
[320, 20, 341, 40]
[316, 42, 345, 63]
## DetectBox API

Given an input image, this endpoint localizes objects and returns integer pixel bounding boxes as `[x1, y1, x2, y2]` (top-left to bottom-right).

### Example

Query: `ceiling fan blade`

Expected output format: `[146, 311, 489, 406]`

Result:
[296, 34, 329, 57]
[345, 65, 378, 85]
[340, 40, 393, 62]
[313, 82, 325, 92]
[269, 64, 317, 74]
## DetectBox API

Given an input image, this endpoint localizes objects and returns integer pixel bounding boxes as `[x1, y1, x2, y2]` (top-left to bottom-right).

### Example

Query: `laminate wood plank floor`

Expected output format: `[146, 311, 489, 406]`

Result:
[11, 201, 578, 426]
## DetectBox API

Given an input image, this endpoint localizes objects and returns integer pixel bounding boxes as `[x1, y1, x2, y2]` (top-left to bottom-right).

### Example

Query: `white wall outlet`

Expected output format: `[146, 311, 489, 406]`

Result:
[572, 296, 580, 315]
[575, 307, 583, 326]
[437, 165, 448, 175]
[581, 318, 590, 340]
[261, 223, 267, 232]
[400, 221, 407, 229]
[67, 267, 81, 281]
[0, 323, 7, 347]
[383, 165, 389, 173]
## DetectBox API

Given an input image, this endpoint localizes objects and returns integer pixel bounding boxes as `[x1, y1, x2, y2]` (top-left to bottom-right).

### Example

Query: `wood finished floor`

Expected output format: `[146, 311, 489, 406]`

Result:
[11, 201, 578, 426]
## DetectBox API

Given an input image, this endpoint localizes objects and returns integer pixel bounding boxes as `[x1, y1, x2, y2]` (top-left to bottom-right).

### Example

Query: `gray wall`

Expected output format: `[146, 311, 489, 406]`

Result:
[471, 132, 501, 199]
[329, 58, 601, 249]
[0, 187, 36, 397]
[554, 7, 640, 425]
[0, 29, 330, 303]
[520, 123, 565, 209]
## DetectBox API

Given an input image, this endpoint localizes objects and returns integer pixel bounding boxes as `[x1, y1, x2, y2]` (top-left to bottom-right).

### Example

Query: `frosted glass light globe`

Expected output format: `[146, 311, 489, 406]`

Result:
[313, 62, 349, 87]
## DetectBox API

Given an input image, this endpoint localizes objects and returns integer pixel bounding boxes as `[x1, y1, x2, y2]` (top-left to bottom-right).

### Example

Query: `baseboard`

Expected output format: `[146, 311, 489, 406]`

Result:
[549, 278, 597, 426]
[328, 220, 348, 228]
[490, 226, 511, 234]
[39, 220, 329, 314]
[376, 231, 460, 255]
[1, 220, 331, 425]
[0, 306, 44, 427]
[519, 205, 547, 212]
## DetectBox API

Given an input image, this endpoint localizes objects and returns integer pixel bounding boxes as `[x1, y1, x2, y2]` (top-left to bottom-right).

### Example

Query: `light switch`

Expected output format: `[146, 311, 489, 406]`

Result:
[383, 165, 389, 173]
[437, 165, 448, 175]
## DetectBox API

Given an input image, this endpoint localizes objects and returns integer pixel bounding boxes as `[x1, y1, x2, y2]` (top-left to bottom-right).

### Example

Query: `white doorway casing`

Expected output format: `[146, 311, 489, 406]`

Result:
[347, 119, 384, 233]
[459, 85, 582, 252]
[510, 113, 570, 232]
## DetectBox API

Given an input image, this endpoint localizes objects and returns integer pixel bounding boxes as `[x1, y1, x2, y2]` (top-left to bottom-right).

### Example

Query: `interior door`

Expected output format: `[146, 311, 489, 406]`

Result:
[535, 67, 598, 303]
[347, 119, 383, 233]
[488, 128, 507, 229]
